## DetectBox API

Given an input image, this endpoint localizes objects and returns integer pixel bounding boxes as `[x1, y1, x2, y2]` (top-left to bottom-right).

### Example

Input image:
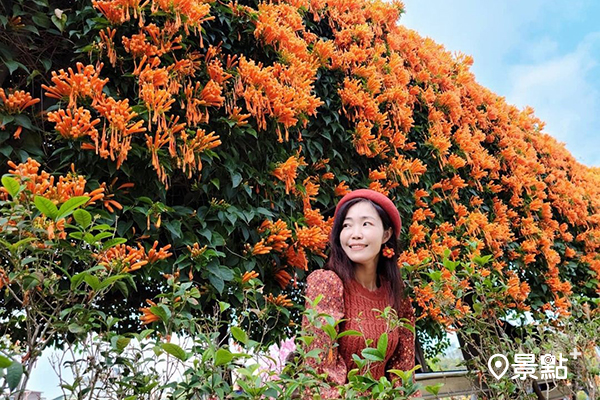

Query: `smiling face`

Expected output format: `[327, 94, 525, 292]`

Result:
[339, 200, 392, 270]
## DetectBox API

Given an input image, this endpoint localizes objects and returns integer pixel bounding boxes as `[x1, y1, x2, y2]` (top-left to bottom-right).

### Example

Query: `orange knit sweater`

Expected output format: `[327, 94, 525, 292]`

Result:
[302, 269, 416, 398]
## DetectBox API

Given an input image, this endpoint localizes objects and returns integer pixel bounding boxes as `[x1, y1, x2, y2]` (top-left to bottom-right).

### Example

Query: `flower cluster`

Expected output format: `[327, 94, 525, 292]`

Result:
[95, 240, 172, 273]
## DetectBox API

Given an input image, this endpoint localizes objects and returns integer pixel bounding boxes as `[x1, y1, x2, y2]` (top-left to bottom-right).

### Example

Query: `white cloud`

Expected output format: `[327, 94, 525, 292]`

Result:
[507, 32, 600, 165]
[400, 0, 600, 166]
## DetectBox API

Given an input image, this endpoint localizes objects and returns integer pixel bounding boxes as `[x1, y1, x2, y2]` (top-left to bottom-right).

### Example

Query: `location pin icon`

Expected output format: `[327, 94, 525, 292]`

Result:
[488, 354, 509, 380]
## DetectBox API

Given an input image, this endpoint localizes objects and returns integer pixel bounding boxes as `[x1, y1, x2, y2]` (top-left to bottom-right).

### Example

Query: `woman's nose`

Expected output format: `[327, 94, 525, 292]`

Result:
[351, 227, 363, 238]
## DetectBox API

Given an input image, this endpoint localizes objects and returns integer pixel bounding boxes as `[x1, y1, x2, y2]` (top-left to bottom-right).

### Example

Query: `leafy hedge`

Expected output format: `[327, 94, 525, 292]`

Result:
[1, 0, 599, 367]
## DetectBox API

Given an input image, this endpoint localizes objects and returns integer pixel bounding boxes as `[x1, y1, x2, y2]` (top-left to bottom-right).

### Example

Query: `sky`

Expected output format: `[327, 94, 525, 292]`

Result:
[401, 0, 600, 167]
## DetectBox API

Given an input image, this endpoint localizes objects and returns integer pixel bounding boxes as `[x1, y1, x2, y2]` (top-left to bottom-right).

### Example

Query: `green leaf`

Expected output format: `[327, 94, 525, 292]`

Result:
[322, 324, 337, 341]
[377, 333, 388, 357]
[5, 59, 20, 75]
[1, 176, 20, 198]
[102, 238, 127, 250]
[6, 360, 23, 390]
[12, 237, 35, 252]
[84, 274, 101, 291]
[32, 12, 50, 28]
[149, 305, 168, 322]
[0, 145, 12, 158]
[361, 348, 384, 362]
[214, 348, 233, 366]
[0, 355, 12, 368]
[34, 195, 59, 219]
[116, 336, 131, 351]
[13, 114, 33, 130]
[231, 172, 242, 188]
[93, 232, 113, 242]
[68, 323, 84, 334]
[230, 326, 248, 345]
[51, 14, 65, 32]
[161, 343, 187, 361]
[163, 219, 182, 239]
[219, 301, 230, 312]
[209, 274, 225, 294]
[73, 209, 92, 229]
[425, 383, 444, 395]
[305, 349, 322, 360]
[70, 272, 86, 290]
[56, 196, 89, 220]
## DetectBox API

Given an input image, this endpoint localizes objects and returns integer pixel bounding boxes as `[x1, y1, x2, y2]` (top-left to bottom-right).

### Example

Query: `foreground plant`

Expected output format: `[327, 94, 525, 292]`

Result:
[0, 159, 171, 397]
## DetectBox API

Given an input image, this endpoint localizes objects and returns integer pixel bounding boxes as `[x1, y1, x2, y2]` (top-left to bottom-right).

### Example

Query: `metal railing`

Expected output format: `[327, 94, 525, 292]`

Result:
[415, 370, 569, 399]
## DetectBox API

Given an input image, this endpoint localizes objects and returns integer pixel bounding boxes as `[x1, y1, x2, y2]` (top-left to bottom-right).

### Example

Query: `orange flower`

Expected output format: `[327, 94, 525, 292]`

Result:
[369, 169, 387, 181]
[227, 106, 251, 127]
[382, 247, 395, 258]
[42, 63, 108, 107]
[0, 89, 40, 114]
[265, 293, 293, 307]
[274, 269, 293, 289]
[408, 222, 426, 248]
[47, 107, 101, 140]
[321, 172, 334, 180]
[241, 270, 259, 284]
[252, 239, 272, 255]
[146, 240, 172, 263]
[295, 223, 328, 256]
[259, 219, 292, 252]
[285, 245, 308, 271]
[187, 242, 208, 259]
[139, 299, 161, 325]
[272, 151, 307, 194]
[99, 28, 117, 66]
[0, 267, 9, 289]
[334, 181, 350, 196]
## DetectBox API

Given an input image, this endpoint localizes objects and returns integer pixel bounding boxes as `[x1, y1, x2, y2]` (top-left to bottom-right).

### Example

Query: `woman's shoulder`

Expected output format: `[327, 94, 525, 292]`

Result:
[306, 269, 344, 296]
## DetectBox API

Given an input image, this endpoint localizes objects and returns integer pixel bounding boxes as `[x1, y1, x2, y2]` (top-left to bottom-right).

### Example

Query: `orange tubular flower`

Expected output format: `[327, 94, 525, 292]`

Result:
[139, 299, 160, 324]
[334, 181, 350, 197]
[95, 241, 170, 273]
[147, 240, 173, 263]
[266, 293, 293, 308]
[295, 223, 328, 256]
[0, 268, 9, 289]
[259, 219, 293, 253]
[99, 28, 117, 66]
[227, 106, 251, 127]
[271, 152, 307, 194]
[241, 270, 259, 284]
[42, 63, 108, 107]
[285, 245, 308, 271]
[0, 89, 40, 114]
[252, 239, 272, 255]
[47, 107, 101, 140]
[275, 269, 292, 289]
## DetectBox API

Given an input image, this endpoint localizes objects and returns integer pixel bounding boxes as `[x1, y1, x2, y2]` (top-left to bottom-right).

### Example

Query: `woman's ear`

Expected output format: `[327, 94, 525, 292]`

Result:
[383, 228, 393, 244]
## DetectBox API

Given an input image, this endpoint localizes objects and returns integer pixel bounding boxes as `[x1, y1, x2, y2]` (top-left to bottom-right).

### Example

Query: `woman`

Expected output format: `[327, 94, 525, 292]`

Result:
[302, 189, 416, 397]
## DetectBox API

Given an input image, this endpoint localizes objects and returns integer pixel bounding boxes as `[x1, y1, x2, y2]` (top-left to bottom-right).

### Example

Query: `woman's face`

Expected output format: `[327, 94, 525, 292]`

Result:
[339, 200, 392, 269]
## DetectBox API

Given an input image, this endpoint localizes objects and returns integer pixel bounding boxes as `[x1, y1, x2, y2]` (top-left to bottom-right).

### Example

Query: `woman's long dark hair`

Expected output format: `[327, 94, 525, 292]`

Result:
[326, 197, 406, 312]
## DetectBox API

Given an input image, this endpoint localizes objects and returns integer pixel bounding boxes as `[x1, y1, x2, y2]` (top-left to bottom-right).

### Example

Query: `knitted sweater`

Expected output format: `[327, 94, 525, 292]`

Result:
[302, 269, 416, 398]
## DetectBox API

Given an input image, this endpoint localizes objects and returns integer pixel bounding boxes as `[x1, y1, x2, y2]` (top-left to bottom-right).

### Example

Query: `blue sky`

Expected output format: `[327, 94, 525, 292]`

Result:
[401, 0, 600, 167]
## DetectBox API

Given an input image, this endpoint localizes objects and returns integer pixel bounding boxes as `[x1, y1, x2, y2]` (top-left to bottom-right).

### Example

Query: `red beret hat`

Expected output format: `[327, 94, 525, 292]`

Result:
[334, 189, 402, 238]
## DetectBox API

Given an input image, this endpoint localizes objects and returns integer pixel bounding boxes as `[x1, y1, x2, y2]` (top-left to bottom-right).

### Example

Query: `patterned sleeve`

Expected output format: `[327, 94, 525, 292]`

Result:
[386, 292, 416, 382]
[302, 269, 347, 398]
